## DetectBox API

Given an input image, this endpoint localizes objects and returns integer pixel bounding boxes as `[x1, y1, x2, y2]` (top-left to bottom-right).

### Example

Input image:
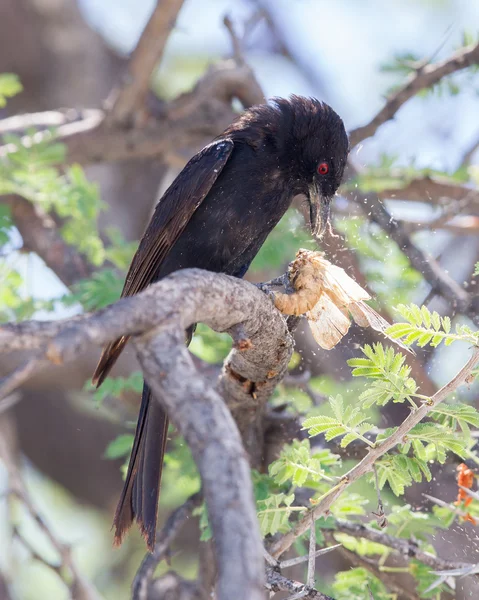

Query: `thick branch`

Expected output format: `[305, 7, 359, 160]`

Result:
[270, 346, 479, 558]
[0, 269, 294, 600]
[350, 41, 479, 147]
[108, 0, 185, 125]
[378, 176, 479, 207]
[0, 62, 262, 167]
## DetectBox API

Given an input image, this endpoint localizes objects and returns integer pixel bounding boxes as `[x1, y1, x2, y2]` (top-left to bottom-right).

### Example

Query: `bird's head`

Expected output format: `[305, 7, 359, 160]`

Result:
[279, 96, 349, 237]
[229, 96, 349, 237]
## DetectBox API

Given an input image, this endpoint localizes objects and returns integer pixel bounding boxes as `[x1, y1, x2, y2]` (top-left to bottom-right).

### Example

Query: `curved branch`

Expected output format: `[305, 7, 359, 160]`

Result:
[0, 268, 294, 600]
[108, 0, 185, 126]
[350, 41, 479, 147]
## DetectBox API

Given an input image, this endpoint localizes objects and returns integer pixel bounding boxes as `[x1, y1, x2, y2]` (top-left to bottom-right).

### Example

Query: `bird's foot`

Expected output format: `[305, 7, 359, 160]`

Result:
[255, 282, 277, 304]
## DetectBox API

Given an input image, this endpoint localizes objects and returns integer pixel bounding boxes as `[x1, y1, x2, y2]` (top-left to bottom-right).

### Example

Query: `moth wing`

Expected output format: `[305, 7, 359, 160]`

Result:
[322, 264, 371, 305]
[307, 294, 351, 350]
[350, 301, 414, 354]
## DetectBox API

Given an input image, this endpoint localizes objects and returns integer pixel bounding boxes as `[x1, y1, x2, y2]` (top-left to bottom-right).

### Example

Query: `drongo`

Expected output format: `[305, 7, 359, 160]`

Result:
[92, 95, 349, 549]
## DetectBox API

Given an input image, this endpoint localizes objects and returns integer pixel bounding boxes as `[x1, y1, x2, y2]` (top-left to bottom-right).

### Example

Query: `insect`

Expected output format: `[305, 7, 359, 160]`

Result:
[273, 249, 411, 352]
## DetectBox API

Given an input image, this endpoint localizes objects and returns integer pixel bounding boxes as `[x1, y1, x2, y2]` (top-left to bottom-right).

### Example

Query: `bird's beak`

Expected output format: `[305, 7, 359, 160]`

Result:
[309, 185, 331, 238]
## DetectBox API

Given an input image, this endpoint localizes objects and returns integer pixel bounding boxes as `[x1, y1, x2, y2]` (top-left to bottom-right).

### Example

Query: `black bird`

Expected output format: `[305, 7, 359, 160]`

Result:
[92, 95, 349, 550]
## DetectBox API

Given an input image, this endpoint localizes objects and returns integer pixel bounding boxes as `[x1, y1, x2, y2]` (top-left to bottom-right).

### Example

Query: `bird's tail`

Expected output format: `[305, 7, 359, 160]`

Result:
[113, 381, 168, 551]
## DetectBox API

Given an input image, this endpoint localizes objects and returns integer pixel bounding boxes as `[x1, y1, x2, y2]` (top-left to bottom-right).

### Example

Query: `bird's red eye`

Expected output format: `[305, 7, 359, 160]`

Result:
[317, 162, 329, 175]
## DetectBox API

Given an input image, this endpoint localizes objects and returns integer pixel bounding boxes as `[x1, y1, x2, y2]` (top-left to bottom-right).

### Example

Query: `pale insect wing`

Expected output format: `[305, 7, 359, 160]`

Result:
[322, 263, 371, 304]
[307, 294, 351, 350]
[350, 301, 414, 354]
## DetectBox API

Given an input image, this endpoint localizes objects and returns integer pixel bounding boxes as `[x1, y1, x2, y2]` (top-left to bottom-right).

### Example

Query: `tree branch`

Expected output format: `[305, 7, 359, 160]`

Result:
[334, 519, 478, 573]
[132, 493, 202, 600]
[107, 0, 185, 126]
[266, 566, 334, 600]
[350, 41, 479, 147]
[0, 268, 295, 600]
[3, 195, 94, 287]
[269, 345, 479, 558]
[0, 416, 101, 600]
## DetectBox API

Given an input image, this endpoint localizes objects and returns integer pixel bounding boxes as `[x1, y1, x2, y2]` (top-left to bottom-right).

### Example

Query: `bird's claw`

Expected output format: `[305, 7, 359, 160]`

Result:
[256, 282, 277, 304]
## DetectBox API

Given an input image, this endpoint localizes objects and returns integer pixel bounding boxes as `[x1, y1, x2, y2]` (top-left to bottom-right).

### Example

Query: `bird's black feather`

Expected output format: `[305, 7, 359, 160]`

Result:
[93, 95, 349, 550]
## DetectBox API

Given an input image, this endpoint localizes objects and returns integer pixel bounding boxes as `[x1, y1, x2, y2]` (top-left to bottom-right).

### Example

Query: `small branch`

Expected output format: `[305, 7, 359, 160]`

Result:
[2, 195, 94, 287]
[270, 346, 479, 558]
[377, 176, 479, 207]
[0, 421, 101, 600]
[334, 519, 476, 573]
[307, 514, 316, 588]
[350, 41, 479, 146]
[132, 493, 202, 600]
[266, 566, 334, 600]
[0, 61, 262, 167]
[280, 544, 341, 569]
[108, 0, 185, 126]
[359, 191, 475, 321]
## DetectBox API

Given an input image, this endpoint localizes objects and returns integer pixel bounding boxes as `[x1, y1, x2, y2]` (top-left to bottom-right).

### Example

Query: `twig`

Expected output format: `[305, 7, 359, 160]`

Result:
[0, 358, 48, 400]
[0, 425, 101, 600]
[350, 41, 479, 146]
[223, 16, 245, 66]
[108, 0, 185, 126]
[132, 493, 202, 600]
[334, 518, 477, 573]
[2, 195, 94, 287]
[280, 544, 341, 569]
[270, 346, 479, 558]
[359, 191, 475, 322]
[377, 176, 479, 207]
[266, 566, 334, 600]
[307, 513, 316, 588]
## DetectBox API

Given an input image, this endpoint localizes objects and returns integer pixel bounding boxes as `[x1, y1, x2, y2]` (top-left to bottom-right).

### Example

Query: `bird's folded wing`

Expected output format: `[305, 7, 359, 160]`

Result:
[122, 139, 234, 297]
[92, 139, 234, 387]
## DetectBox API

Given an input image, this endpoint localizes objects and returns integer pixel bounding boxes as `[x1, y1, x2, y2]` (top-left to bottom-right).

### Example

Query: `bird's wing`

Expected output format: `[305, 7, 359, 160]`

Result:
[92, 139, 234, 386]
[122, 138, 234, 297]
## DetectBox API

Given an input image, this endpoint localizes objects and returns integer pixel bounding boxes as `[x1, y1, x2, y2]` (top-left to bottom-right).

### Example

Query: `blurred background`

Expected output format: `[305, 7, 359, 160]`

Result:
[1, 0, 479, 598]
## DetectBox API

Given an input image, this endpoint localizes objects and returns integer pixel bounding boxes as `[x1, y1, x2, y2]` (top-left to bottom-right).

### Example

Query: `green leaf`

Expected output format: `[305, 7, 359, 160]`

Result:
[257, 493, 300, 536]
[104, 434, 133, 459]
[268, 439, 335, 488]
[349, 343, 417, 407]
[405, 423, 468, 460]
[303, 396, 373, 448]
[430, 403, 479, 435]
[0, 73, 23, 107]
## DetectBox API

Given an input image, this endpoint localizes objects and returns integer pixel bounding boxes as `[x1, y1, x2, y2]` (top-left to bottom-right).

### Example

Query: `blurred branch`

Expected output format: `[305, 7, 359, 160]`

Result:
[335, 519, 478, 573]
[2, 195, 94, 287]
[269, 345, 479, 558]
[107, 0, 185, 126]
[0, 61, 262, 166]
[0, 417, 101, 600]
[324, 531, 420, 600]
[266, 566, 334, 600]
[361, 191, 478, 322]
[133, 493, 202, 600]
[350, 41, 479, 147]
[378, 176, 479, 207]
[0, 268, 295, 600]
